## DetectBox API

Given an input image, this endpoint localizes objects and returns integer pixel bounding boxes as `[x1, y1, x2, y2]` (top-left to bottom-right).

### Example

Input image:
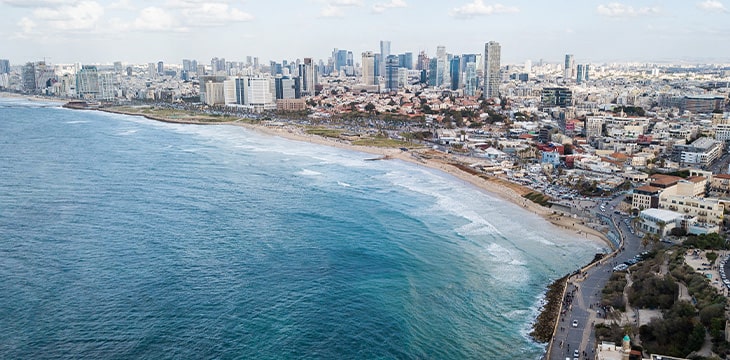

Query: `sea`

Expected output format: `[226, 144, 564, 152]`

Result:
[0, 98, 605, 359]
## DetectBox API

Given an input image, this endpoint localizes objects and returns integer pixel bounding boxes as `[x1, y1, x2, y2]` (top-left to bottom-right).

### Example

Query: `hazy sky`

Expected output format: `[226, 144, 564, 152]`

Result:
[1, 0, 729, 65]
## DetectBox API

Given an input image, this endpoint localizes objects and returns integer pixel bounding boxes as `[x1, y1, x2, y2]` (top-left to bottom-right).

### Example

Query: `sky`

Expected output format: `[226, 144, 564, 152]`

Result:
[1, 0, 729, 65]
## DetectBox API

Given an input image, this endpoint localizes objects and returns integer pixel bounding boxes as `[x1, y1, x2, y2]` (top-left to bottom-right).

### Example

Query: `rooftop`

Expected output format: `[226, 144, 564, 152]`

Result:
[641, 208, 684, 223]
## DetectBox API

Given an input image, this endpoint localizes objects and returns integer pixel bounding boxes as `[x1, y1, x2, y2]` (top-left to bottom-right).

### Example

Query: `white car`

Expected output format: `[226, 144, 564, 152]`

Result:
[572, 320, 578, 327]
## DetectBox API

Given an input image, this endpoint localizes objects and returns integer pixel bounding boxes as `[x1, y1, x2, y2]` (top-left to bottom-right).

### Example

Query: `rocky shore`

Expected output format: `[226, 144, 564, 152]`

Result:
[530, 275, 569, 343]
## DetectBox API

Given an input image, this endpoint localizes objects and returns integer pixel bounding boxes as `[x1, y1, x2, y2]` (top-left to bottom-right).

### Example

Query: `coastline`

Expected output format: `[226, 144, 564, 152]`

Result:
[16, 98, 609, 352]
[63, 102, 611, 249]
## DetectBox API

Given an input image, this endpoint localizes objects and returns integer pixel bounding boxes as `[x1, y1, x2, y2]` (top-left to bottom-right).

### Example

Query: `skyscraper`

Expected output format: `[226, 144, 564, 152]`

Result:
[398, 52, 413, 70]
[484, 41, 501, 99]
[465, 62, 477, 96]
[0, 59, 9, 74]
[147, 63, 156, 78]
[450, 56, 461, 90]
[22, 62, 37, 92]
[564, 54, 575, 81]
[380, 40, 391, 80]
[417, 51, 429, 71]
[299, 58, 316, 96]
[275, 76, 301, 99]
[385, 55, 399, 92]
[157, 61, 164, 76]
[576, 64, 584, 84]
[362, 51, 376, 86]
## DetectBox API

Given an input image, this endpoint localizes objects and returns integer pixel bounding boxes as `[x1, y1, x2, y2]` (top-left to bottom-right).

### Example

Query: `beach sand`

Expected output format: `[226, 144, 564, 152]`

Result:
[233, 121, 611, 249]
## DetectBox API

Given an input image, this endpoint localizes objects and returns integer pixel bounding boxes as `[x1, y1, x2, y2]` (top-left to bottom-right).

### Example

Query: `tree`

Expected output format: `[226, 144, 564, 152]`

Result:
[706, 251, 718, 265]
[364, 103, 376, 113]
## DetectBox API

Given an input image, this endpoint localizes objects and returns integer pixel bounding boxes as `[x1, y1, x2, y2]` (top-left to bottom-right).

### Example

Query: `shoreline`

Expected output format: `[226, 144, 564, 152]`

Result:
[16, 98, 610, 351]
[75, 104, 612, 248]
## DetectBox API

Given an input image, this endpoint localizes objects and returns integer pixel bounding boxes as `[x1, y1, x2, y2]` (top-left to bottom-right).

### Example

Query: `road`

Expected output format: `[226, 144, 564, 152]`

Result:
[548, 194, 643, 360]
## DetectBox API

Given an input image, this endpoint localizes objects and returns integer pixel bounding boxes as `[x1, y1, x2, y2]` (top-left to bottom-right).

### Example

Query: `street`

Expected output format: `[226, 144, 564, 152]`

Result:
[548, 194, 643, 360]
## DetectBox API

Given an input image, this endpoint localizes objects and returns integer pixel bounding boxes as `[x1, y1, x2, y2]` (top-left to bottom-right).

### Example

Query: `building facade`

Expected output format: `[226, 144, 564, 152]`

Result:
[484, 41, 501, 99]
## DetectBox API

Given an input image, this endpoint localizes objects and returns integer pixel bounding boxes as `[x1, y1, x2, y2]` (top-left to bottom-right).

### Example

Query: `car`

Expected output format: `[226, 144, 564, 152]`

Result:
[574, 349, 580, 357]
[572, 320, 578, 328]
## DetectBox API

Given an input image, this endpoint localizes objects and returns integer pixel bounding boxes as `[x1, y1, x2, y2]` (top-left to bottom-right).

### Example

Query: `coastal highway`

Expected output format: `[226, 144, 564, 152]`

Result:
[548, 194, 643, 360]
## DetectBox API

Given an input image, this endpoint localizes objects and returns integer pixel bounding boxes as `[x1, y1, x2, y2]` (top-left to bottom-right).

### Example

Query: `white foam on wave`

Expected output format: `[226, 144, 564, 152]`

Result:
[297, 169, 322, 176]
[337, 181, 351, 187]
[65, 120, 89, 124]
[116, 129, 138, 135]
[380, 169, 503, 237]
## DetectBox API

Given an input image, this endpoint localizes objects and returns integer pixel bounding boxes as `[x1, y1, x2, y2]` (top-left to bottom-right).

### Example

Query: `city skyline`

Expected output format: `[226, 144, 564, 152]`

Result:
[1, 0, 730, 65]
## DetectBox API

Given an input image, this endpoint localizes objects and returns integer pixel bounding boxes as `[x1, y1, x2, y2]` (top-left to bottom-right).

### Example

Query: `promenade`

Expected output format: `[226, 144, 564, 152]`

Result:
[547, 195, 643, 360]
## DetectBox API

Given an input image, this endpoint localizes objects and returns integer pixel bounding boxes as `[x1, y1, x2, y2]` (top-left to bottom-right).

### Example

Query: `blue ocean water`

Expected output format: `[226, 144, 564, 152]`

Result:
[0, 98, 604, 359]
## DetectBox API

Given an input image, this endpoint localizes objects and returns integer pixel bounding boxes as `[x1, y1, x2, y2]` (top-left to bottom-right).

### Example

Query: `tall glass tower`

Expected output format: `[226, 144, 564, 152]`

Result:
[484, 41, 501, 99]
[380, 40, 391, 80]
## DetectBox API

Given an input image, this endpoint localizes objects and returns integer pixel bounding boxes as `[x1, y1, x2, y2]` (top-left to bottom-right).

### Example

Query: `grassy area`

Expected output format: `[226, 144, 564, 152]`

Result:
[305, 128, 343, 138]
[523, 191, 551, 207]
[107, 106, 234, 122]
[351, 137, 413, 148]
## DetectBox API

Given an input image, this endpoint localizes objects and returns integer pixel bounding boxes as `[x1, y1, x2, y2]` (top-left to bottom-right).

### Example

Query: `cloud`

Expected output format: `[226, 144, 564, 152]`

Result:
[331, 0, 362, 5]
[17, 17, 36, 35]
[181, 3, 254, 25]
[31, 0, 104, 31]
[320, 5, 346, 17]
[127, 6, 185, 32]
[318, 0, 363, 18]
[449, 0, 519, 18]
[372, 0, 406, 13]
[1, 0, 74, 8]
[697, 0, 728, 12]
[597, 3, 661, 17]
[109, 0, 136, 10]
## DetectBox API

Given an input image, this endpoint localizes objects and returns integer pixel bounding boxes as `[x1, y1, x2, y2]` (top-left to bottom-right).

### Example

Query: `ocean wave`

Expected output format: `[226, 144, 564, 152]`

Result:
[297, 169, 322, 176]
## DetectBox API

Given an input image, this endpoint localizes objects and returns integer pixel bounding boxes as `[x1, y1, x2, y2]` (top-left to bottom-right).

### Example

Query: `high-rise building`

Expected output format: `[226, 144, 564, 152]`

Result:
[373, 53, 381, 77]
[362, 51, 376, 86]
[398, 52, 413, 70]
[541, 87, 573, 108]
[398, 68, 408, 88]
[450, 56, 461, 90]
[76, 65, 100, 98]
[461, 54, 477, 73]
[76, 65, 114, 100]
[524, 59, 532, 74]
[584, 64, 591, 81]
[380, 40, 391, 79]
[22, 62, 36, 92]
[465, 62, 477, 96]
[0, 59, 10, 74]
[275, 76, 301, 99]
[417, 51, 429, 71]
[113, 61, 123, 75]
[484, 41, 501, 98]
[334, 49, 348, 72]
[564, 54, 575, 80]
[576, 64, 585, 84]
[157, 61, 164, 76]
[182, 59, 192, 72]
[299, 58, 316, 96]
[428, 58, 444, 87]
[385, 55, 399, 92]
[147, 63, 156, 78]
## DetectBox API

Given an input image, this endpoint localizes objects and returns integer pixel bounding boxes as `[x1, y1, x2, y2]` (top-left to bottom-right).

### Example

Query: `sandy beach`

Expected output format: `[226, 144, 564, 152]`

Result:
[1, 94, 611, 249]
[232, 121, 611, 249]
